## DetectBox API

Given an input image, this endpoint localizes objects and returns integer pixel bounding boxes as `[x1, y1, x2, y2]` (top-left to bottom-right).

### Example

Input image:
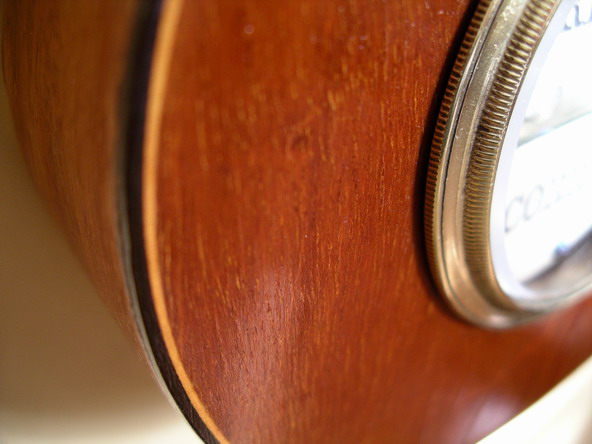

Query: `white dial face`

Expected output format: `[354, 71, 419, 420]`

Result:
[505, 114, 592, 283]
[495, 0, 592, 299]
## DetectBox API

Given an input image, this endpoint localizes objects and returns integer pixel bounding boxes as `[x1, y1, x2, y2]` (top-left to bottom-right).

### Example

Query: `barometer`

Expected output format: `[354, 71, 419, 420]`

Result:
[426, 0, 592, 327]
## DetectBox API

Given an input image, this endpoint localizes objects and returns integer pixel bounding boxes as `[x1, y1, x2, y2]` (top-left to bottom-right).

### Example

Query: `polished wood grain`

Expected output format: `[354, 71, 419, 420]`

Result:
[2, 0, 142, 345]
[144, 0, 592, 442]
[4, 0, 592, 443]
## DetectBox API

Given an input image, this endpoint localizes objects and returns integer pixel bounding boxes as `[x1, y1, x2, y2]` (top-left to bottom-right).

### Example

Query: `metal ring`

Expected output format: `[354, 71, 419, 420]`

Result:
[425, 0, 591, 328]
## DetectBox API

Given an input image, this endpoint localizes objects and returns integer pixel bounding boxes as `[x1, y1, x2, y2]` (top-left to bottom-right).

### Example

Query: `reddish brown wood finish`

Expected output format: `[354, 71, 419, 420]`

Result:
[4, 0, 592, 443]
[145, 1, 592, 443]
[2, 0, 142, 344]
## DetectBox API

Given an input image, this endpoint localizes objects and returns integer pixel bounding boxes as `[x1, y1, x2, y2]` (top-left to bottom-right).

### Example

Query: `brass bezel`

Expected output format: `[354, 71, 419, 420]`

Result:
[425, 0, 591, 328]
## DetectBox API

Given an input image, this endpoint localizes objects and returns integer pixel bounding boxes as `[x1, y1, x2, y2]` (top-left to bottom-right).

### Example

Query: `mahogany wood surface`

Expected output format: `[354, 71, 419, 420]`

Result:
[2, 0, 142, 344]
[4, 0, 592, 443]
[145, 0, 592, 442]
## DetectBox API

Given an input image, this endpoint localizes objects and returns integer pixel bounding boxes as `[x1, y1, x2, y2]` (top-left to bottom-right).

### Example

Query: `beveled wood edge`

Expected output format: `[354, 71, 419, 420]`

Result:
[119, 0, 225, 442]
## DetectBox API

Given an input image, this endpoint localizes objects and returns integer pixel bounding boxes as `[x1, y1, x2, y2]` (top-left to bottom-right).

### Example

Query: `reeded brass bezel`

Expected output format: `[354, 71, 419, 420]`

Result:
[425, 0, 591, 328]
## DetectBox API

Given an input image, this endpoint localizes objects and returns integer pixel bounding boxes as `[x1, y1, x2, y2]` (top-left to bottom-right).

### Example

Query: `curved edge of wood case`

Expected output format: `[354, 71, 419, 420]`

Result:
[1, 1, 218, 442]
[1, 0, 142, 343]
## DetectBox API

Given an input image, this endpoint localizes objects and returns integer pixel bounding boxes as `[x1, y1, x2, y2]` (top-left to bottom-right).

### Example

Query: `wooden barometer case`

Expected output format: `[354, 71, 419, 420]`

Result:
[3, 0, 592, 442]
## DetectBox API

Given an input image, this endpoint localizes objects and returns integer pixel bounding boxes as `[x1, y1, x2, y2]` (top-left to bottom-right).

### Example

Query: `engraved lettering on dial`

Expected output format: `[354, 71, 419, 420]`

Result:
[495, 0, 592, 293]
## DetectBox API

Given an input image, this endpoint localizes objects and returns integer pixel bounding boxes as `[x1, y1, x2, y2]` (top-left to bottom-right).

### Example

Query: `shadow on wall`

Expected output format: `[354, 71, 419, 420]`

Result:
[0, 73, 200, 443]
